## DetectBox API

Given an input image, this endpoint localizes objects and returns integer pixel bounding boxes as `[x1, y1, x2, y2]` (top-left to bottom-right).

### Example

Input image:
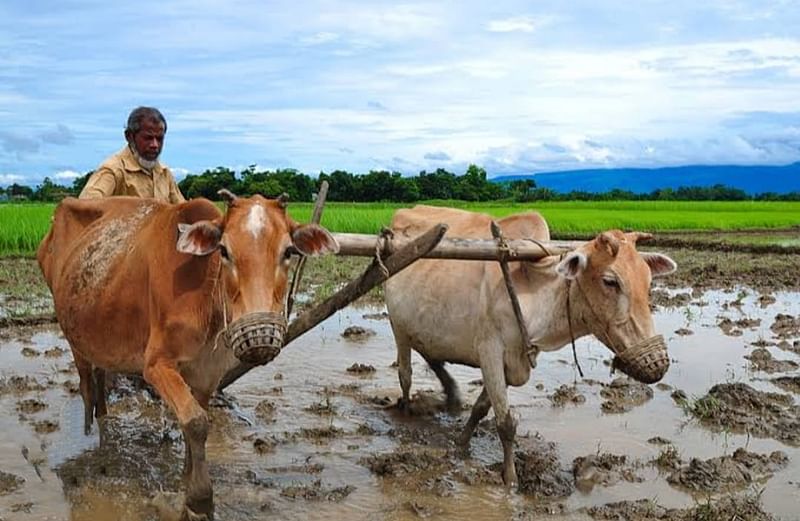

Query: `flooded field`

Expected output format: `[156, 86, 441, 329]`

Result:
[1, 283, 799, 520]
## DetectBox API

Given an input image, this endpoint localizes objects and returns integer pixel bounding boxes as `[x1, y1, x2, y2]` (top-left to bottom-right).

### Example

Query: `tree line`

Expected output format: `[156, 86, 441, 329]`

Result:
[2, 164, 799, 202]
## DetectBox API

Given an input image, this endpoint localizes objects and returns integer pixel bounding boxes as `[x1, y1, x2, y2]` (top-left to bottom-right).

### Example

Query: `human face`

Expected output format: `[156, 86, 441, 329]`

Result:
[129, 119, 165, 161]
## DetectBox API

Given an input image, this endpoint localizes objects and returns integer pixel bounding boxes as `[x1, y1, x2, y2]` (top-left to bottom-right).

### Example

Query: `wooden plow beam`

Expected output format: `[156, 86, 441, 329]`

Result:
[218, 185, 580, 391]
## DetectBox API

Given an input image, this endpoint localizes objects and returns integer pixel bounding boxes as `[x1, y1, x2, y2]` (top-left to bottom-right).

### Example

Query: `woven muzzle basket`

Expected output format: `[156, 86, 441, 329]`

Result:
[225, 311, 287, 365]
[612, 334, 669, 384]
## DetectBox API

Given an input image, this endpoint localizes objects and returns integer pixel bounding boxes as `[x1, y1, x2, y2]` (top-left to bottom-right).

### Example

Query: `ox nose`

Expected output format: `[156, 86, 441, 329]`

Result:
[611, 334, 669, 384]
[224, 311, 287, 365]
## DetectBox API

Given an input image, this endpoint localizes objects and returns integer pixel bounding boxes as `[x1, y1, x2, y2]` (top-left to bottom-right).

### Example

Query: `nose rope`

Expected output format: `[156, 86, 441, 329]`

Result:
[212, 258, 228, 352]
[564, 279, 585, 378]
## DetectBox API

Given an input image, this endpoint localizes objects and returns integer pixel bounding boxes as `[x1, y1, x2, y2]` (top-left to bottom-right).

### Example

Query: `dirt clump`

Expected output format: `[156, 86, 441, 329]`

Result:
[650, 289, 691, 309]
[685, 383, 800, 446]
[745, 347, 799, 373]
[20, 346, 39, 357]
[280, 479, 355, 502]
[668, 448, 788, 493]
[254, 399, 276, 422]
[361, 447, 450, 477]
[777, 339, 800, 355]
[651, 445, 682, 471]
[771, 313, 800, 339]
[548, 384, 586, 407]
[674, 328, 693, 336]
[586, 493, 775, 521]
[346, 363, 376, 374]
[44, 346, 65, 357]
[33, 419, 59, 434]
[16, 398, 47, 414]
[758, 294, 777, 307]
[514, 445, 575, 498]
[0, 375, 46, 395]
[573, 453, 642, 492]
[771, 375, 800, 394]
[341, 325, 376, 341]
[600, 377, 654, 413]
[718, 317, 760, 336]
[0, 470, 25, 495]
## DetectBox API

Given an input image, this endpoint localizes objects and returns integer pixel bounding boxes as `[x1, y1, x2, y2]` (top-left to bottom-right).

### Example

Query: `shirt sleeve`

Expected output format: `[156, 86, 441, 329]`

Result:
[79, 168, 118, 199]
[167, 170, 186, 203]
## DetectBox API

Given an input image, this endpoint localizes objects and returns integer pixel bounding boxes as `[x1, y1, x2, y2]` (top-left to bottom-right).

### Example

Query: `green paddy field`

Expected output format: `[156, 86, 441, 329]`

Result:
[1, 200, 799, 256]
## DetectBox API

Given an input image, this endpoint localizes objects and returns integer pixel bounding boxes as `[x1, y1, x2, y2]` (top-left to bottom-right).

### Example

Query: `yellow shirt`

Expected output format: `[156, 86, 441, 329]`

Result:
[79, 146, 186, 203]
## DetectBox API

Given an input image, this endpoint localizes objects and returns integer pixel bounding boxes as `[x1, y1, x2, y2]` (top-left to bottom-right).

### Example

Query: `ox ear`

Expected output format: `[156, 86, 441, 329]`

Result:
[177, 221, 222, 256]
[640, 252, 677, 278]
[555, 251, 587, 280]
[292, 224, 340, 256]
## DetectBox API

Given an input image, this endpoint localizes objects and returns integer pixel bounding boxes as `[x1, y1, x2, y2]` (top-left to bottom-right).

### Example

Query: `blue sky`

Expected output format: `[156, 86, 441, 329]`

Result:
[1, 1, 799, 187]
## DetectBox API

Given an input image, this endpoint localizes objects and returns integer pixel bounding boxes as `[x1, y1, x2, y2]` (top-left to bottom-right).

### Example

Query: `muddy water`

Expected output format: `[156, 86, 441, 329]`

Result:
[1, 288, 799, 520]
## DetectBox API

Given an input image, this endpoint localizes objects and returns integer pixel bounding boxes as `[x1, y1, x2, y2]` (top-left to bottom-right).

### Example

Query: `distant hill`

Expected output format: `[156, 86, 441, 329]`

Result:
[491, 163, 800, 194]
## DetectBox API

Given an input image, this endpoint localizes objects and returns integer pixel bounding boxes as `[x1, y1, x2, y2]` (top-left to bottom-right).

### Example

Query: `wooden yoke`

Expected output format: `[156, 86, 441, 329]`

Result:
[332, 232, 579, 261]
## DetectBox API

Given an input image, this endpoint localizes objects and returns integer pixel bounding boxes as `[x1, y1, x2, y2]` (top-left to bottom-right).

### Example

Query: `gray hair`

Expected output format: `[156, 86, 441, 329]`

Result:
[126, 107, 167, 134]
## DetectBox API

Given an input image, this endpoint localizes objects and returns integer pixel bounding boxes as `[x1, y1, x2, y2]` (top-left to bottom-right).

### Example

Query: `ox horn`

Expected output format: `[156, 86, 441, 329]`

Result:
[597, 231, 620, 257]
[218, 189, 238, 205]
[276, 192, 290, 209]
[629, 231, 654, 243]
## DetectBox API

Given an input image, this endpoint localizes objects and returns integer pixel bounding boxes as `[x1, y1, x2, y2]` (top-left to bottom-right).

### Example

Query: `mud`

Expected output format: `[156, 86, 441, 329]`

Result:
[745, 347, 799, 373]
[667, 448, 788, 493]
[585, 494, 775, 521]
[599, 378, 653, 413]
[1, 245, 800, 520]
[341, 326, 376, 341]
[683, 383, 800, 446]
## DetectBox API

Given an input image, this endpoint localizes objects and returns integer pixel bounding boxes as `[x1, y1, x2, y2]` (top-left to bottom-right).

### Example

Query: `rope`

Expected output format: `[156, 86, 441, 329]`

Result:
[374, 227, 393, 278]
[564, 279, 585, 378]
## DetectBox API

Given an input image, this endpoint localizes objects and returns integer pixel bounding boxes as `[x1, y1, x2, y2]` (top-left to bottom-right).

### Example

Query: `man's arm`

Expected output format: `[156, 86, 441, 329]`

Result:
[167, 169, 186, 203]
[79, 168, 119, 199]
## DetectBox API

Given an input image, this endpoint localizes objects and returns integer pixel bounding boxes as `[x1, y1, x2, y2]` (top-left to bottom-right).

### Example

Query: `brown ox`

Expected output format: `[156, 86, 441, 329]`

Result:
[37, 192, 338, 520]
[384, 205, 676, 485]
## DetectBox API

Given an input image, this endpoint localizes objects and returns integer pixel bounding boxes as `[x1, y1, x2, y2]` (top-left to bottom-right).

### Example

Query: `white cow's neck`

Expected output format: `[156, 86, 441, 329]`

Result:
[518, 261, 591, 352]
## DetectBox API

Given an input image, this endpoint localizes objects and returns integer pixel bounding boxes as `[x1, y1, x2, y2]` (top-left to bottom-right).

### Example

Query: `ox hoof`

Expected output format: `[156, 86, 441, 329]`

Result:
[182, 502, 213, 521]
[396, 398, 411, 415]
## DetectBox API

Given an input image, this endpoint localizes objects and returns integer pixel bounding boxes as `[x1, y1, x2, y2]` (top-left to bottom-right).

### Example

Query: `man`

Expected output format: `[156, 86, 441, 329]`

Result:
[80, 107, 185, 202]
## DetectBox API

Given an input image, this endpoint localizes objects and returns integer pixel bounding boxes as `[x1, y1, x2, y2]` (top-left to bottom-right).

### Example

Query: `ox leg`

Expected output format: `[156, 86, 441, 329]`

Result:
[144, 360, 213, 521]
[479, 345, 518, 487]
[183, 390, 212, 481]
[93, 367, 107, 420]
[458, 387, 491, 448]
[391, 323, 413, 413]
[72, 351, 95, 435]
[424, 358, 461, 413]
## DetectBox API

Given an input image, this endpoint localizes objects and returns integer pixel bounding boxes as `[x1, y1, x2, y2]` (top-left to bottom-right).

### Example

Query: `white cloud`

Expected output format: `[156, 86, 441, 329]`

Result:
[53, 169, 81, 180]
[486, 15, 553, 33]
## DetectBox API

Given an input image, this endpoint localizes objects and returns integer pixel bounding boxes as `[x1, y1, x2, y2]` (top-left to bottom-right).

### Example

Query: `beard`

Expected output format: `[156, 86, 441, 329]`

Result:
[130, 144, 159, 171]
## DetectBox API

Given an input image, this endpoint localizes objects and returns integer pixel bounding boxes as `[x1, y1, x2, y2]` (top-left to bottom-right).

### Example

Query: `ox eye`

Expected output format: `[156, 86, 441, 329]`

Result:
[283, 245, 298, 260]
[603, 277, 620, 290]
[219, 244, 230, 261]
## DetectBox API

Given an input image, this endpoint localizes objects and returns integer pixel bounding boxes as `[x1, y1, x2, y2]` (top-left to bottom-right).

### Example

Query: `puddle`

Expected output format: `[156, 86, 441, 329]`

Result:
[1, 289, 799, 520]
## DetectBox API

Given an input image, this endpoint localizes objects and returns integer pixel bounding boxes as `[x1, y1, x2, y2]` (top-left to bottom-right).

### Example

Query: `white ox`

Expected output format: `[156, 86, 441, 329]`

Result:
[384, 205, 677, 485]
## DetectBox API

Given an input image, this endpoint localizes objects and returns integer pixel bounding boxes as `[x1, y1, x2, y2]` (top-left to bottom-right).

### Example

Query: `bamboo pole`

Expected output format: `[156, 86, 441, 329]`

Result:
[286, 181, 328, 317]
[331, 232, 579, 261]
[217, 223, 449, 391]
